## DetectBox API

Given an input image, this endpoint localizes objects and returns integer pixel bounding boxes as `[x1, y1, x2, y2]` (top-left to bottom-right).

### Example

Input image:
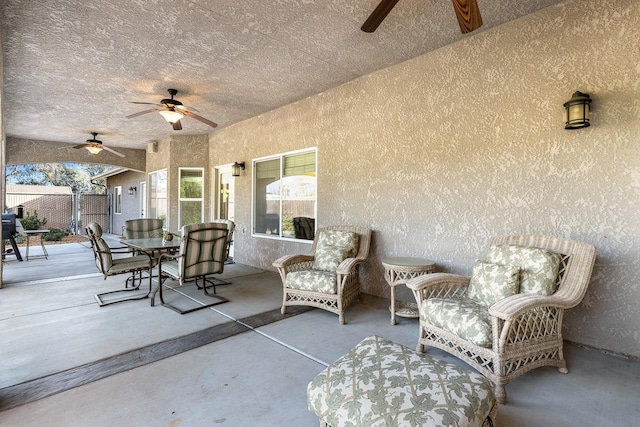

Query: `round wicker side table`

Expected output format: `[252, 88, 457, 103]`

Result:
[382, 257, 436, 325]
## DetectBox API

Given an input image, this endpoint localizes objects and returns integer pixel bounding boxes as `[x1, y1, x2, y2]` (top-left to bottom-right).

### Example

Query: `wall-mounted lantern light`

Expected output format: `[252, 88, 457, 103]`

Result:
[128, 186, 137, 196]
[564, 91, 592, 129]
[232, 161, 246, 177]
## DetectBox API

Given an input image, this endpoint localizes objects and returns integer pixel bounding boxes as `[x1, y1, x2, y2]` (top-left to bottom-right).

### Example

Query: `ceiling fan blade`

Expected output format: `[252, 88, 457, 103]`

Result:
[451, 0, 482, 34]
[131, 101, 161, 106]
[71, 143, 89, 149]
[176, 104, 199, 113]
[173, 120, 183, 131]
[126, 108, 160, 119]
[101, 145, 126, 158]
[361, 0, 401, 33]
[183, 110, 218, 128]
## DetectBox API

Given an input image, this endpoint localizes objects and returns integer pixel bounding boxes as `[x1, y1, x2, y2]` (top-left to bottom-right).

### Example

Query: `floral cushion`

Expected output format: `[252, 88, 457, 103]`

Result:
[485, 244, 561, 295]
[307, 336, 496, 427]
[312, 230, 359, 272]
[421, 298, 493, 348]
[467, 260, 520, 306]
[286, 270, 337, 294]
[313, 245, 350, 272]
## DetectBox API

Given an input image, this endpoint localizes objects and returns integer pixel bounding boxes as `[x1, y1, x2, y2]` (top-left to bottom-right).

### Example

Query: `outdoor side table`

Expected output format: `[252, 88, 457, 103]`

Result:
[382, 256, 435, 325]
[25, 229, 50, 261]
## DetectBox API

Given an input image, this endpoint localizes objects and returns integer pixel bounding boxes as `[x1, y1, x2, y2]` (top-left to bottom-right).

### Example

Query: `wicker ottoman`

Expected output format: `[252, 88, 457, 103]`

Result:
[307, 336, 497, 427]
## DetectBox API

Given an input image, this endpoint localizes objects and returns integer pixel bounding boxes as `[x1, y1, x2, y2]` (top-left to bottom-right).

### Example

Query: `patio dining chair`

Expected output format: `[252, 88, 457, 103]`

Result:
[123, 218, 164, 239]
[155, 222, 229, 314]
[86, 222, 154, 306]
[211, 219, 235, 262]
[123, 218, 165, 256]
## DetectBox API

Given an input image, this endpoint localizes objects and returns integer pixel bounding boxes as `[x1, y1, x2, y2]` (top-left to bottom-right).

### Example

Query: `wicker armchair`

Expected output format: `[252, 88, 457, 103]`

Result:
[406, 234, 596, 404]
[273, 226, 371, 325]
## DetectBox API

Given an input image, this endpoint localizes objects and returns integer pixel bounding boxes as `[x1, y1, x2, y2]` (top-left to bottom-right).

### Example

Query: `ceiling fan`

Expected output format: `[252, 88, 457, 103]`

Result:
[72, 132, 125, 157]
[126, 89, 218, 130]
[361, 0, 482, 34]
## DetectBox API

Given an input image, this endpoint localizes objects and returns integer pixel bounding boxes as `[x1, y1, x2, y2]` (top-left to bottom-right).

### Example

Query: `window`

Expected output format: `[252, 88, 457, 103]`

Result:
[253, 149, 316, 240]
[114, 186, 122, 214]
[149, 169, 168, 227]
[179, 168, 204, 228]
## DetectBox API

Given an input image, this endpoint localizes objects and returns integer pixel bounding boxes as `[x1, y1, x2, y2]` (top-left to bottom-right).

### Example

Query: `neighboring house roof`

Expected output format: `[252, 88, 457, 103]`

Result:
[6, 184, 73, 195]
[91, 167, 134, 181]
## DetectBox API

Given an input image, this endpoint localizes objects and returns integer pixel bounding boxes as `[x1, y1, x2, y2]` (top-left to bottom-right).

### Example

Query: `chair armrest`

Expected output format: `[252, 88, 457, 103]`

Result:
[336, 257, 366, 275]
[489, 293, 573, 321]
[158, 251, 182, 262]
[406, 273, 470, 304]
[106, 246, 137, 254]
[272, 254, 314, 269]
[406, 273, 470, 293]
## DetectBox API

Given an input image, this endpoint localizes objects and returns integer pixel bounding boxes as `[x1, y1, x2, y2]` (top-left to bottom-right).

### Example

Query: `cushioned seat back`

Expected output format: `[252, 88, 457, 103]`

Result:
[212, 219, 235, 259]
[93, 236, 113, 273]
[86, 222, 103, 239]
[124, 218, 164, 239]
[178, 223, 228, 280]
[312, 230, 359, 272]
[484, 244, 562, 296]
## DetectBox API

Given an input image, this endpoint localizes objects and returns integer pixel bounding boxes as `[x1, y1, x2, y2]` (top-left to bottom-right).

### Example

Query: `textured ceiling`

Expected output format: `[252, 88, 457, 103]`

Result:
[1, 0, 564, 150]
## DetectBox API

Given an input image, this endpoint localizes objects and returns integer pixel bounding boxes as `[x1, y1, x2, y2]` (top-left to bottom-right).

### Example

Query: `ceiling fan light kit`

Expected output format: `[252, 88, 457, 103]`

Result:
[85, 145, 103, 155]
[361, 0, 482, 34]
[159, 109, 184, 124]
[127, 88, 218, 131]
[72, 132, 126, 157]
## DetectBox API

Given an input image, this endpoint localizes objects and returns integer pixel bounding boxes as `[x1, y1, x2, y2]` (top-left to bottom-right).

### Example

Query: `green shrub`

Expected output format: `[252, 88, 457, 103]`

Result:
[282, 214, 294, 233]
[20, 211, 48, 230]
[44, 228, 68, 242]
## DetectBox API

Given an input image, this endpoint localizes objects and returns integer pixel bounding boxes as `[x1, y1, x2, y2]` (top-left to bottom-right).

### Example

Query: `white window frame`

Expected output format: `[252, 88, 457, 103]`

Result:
[114, 186, 122, 215]
[148, 168, 168, 228]
[252, 148, 317, 242]
[178, 167, 205, 228]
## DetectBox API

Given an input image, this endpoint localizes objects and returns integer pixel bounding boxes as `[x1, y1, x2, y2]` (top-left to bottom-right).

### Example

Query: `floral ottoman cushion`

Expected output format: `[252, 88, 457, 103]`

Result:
[307, 336, 497, 427]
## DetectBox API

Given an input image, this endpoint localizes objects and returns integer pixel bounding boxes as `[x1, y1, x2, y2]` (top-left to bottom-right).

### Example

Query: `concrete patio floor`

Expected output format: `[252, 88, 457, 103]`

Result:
[0, 238, 638, 426]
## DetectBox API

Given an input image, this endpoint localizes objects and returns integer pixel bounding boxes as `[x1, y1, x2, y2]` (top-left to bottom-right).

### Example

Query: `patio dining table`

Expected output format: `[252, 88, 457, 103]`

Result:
[121, 237, 181, 258]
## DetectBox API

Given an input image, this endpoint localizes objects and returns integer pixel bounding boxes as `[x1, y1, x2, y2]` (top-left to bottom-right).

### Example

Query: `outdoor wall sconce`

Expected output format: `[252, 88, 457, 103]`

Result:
[128, 186, 137, 196]
[232, 161, 246, 177]
[563, 91, 592, 129]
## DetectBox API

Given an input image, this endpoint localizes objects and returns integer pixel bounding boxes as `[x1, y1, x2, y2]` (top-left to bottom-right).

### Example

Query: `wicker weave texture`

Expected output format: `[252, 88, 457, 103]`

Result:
[407, 234, 596, 404]
[273, 225, 371, 325]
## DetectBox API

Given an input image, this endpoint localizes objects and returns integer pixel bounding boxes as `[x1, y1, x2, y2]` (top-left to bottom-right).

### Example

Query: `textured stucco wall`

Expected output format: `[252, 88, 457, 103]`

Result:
[5, 137, 146, 171]
[146, 134, 210, 233]
[107, 170, 145, 235]
[1, 30, 5, 287]
[209, 0, 640, 357]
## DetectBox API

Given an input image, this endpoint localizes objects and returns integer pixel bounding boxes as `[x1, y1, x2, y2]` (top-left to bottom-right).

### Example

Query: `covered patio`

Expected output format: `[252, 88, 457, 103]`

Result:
[0, 240, 637, 426]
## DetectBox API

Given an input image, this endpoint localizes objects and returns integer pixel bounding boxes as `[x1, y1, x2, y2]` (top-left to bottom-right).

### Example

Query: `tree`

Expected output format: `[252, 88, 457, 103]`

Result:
[6, 163, 111, 194]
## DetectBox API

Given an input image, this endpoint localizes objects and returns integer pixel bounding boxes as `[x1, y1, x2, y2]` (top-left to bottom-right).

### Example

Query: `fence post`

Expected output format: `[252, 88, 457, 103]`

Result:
[73, 193, 79, 235]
